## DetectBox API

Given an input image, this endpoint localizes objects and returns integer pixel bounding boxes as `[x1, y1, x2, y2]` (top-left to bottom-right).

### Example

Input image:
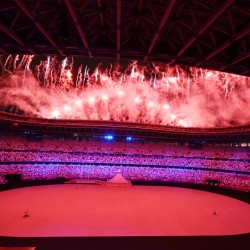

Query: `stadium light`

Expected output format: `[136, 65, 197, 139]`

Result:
[104, 135, 114, 140]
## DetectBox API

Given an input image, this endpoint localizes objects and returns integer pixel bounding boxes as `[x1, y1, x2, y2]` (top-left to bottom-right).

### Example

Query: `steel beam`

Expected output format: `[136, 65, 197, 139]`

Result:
[135, 0, 143, 30]
[97, 0, 105, 27]
[0, 20, 24, 46]
[144, 0, 176, 61]
[220, 51, 250, 71]
[204, 25, 250, 61]
[15, 0, 64, 55]
[117, 0, 121, 59]
[170, 0, 233, 64]
[64, 0, 93, 58]
[232, 52, 250, 64]
[196, 24, 250, 67]
[0, 47, 7, 54]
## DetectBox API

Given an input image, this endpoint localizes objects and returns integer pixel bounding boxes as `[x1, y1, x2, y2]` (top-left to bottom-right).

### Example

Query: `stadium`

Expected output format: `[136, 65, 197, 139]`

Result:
[0, 0, 250, 249]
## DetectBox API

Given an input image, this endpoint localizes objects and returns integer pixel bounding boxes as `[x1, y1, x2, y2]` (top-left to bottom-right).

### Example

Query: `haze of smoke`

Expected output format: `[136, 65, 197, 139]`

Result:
[0, 55, 249, 128]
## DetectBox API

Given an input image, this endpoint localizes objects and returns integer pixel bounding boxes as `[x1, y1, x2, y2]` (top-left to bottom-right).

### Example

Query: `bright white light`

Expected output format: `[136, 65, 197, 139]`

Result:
[102, 95, 109, 100]
[171, 114, 176, 120]
[64, 105, 71, 111]
[134, 96, 141, 103]
[89, 97, 95, 103]
[62, 58, 67, 68]
[178, 119, 188, 127]
[147, 101, 154, 107]
[66, 70, 72, 79]
[75, 100, 82, 106]
[117, 91, 124, 96]
[168, 77, 177, 83]
[52, 110, 60, 118]
[100, 75, 108, 81]
[163, 104, 170, 110]
[206, 72, 213, 78]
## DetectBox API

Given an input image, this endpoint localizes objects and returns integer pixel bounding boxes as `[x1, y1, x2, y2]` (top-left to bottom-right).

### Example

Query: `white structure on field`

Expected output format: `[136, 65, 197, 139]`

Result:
[106, 170, 132, 187]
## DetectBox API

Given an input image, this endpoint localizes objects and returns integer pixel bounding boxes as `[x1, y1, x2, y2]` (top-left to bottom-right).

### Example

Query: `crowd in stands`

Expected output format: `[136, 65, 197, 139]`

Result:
[0, 163, 249, 192]
[0, 150, 249, 172]
[0, 135, 249, 191]
[0, 136, 249, 159]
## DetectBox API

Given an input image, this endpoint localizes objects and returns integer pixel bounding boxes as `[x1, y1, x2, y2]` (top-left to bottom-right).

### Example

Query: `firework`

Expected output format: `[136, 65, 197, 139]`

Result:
[0, 55, 249, 128]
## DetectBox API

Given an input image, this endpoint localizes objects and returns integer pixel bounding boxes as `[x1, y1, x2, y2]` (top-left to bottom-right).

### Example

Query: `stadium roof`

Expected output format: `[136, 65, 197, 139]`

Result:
[0, 0, 249, 76]
[1, 111, 250, 142]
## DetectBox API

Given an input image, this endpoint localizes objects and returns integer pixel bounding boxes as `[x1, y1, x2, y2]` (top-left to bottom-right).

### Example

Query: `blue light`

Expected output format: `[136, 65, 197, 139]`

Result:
[104, 135, 114, 140]
[126, 136, 132, 141]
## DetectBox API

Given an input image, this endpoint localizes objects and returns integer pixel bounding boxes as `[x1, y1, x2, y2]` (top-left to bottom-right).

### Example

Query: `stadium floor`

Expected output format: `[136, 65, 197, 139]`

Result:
[0, 184, 249, 237]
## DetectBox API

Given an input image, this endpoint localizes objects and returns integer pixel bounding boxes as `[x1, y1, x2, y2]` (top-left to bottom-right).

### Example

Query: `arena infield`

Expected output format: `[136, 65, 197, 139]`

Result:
[0, 184, 249, 237]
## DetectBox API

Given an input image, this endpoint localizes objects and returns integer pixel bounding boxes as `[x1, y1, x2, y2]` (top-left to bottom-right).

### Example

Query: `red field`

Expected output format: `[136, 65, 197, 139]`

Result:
[0, 184, 249, 237]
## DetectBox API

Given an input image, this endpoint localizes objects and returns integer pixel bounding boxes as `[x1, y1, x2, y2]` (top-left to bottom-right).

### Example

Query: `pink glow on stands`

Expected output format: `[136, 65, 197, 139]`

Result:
[0, 55, 250, 127]
[0, 136, 249, 192]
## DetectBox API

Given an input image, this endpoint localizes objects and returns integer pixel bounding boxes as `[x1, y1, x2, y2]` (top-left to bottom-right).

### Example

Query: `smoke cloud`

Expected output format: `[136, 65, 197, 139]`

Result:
[0, 55, 249, 128]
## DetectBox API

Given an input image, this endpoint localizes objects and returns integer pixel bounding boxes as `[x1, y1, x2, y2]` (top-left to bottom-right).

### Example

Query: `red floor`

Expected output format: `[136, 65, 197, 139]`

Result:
[0, 184, 249, 237]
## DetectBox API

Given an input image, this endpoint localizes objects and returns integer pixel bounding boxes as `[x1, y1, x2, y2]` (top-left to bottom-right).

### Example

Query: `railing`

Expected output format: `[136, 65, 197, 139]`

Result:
[1, 111, 250, 135]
